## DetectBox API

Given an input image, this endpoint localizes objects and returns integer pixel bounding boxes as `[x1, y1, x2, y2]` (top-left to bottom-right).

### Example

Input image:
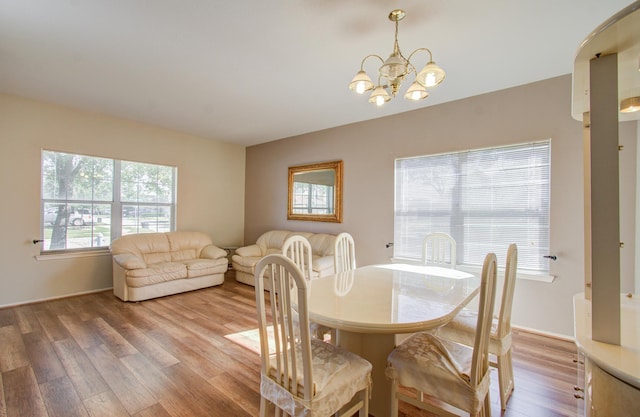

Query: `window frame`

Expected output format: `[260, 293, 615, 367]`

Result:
[393, 140, 553, 281]
[40, 150, 177, 254]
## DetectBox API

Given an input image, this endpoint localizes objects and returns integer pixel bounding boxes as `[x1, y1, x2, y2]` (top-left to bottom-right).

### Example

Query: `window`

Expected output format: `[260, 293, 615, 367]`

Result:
[394, 141, 550, 272]
[41, 150, 176, 252]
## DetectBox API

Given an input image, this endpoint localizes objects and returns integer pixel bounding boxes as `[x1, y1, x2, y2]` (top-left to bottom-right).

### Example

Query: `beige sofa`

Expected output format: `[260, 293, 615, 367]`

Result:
[231, 230, 336, 286]
[110, 231, 228, 301]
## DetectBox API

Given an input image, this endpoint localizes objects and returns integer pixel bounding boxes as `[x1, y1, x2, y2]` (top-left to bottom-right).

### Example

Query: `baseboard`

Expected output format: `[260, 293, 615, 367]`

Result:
[0, 287, 113, 309]
[512, 323, 575, 342]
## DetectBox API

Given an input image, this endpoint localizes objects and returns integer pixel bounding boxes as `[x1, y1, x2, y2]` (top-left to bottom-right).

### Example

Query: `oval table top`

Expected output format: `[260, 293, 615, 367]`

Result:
[308, 263, 480, 334]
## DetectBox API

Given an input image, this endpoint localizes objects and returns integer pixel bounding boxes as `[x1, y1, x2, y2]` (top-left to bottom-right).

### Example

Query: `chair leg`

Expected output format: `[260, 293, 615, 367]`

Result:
[259, 397, 267, 417]
[390, 378, 400, 417]
[497, 349, 515, 411]
[482, 391, 492, 417]
[358, 385, 370, 417]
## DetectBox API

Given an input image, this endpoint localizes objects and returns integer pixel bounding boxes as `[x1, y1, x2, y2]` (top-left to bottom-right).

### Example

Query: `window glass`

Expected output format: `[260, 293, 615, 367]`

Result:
[41, 150, 176, 252]
[394, 141, 551, 272]
[292, 183, 333, 215]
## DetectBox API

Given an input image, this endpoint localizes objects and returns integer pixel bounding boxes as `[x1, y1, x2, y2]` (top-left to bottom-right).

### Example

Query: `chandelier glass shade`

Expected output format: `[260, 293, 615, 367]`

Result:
[349, 9, 445, 106]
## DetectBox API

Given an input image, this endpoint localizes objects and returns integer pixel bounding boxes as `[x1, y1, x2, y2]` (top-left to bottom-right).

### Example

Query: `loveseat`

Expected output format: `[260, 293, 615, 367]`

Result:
[231, 230, 336, 286]
[110, 231, 228, 301]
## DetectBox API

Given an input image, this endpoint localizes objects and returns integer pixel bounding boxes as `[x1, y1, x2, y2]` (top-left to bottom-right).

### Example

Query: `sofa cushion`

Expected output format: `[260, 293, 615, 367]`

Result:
[167, 231, 214, 261]
[313, 256, 335, 275]
[183, 258, 229, 278]
[200, 245, 228, 259]
[113, 253, 146, 270]
[309, 234, 336, 256]
[111, 232, 172, 265]
[257, 230, 291, 253]
[235, 244, 262, 257]
[126, 262, 187, 287]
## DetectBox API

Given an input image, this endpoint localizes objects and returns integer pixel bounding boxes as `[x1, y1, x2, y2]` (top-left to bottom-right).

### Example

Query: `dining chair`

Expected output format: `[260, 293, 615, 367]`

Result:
[254, 254, 372, 417]
[282, 235, 333, 342]
[422, 232, 457, 268]
[282, 234, 315, 280]
[386, 252, 498, 417]
[334, 232, 356, 274]
[435, 243, 518, 410]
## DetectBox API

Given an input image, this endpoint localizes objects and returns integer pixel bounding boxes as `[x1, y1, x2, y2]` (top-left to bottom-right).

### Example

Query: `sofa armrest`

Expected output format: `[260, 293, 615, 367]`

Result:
[113, 253, 147, 270]
[200, 244, 228, 260]
[235, 244, 262, 257]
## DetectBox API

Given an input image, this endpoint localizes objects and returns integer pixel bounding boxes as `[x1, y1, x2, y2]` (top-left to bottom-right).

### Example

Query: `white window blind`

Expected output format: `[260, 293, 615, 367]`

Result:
[394, 141, 551, 272]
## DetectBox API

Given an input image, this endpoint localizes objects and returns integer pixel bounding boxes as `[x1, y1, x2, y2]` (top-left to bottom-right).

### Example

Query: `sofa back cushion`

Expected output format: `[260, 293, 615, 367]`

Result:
[110, 231, 214, 265]
[110, 233, 171, 265]
[308, 233, 336, 256]
[256, 230, 292, 254]
[167, 231, 213, 261]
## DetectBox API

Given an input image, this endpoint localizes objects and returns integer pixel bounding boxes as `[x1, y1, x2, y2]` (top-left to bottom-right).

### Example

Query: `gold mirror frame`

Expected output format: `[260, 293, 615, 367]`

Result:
[288, 160, 343, 223]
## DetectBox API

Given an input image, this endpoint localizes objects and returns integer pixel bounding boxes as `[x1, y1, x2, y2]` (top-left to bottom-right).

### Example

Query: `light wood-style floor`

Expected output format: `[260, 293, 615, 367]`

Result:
[0, 271, 582, 417]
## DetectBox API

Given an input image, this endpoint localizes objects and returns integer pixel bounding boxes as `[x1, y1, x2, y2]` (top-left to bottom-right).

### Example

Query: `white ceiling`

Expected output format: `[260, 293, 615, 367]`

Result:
[0, 0, 634, 146]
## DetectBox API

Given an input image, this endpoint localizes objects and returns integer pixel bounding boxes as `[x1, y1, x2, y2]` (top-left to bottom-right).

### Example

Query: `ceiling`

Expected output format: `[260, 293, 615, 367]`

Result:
[0, 0, 634, 146]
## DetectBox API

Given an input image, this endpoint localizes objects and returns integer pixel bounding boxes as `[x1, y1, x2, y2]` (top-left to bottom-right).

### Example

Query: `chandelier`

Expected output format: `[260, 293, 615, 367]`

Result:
[348, 9, 446, 106]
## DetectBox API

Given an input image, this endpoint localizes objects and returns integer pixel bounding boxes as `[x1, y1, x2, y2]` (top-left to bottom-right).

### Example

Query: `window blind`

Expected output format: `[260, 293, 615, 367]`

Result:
[394, 141, 551, 272]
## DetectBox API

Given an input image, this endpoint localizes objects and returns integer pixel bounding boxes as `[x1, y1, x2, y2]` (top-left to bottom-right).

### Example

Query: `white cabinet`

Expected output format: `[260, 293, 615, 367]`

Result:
[584, 357, 640, 416]
[574, 293, 640, 416]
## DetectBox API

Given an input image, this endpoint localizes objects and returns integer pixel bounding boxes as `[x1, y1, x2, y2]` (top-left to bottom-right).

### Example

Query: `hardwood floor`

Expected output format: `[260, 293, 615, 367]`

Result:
[0, 271, 582, 417]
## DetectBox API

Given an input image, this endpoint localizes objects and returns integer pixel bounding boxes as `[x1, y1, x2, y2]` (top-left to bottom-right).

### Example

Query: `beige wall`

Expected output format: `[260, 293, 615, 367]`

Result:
[0, 94, 246, 306]
[244, 75, 638, 337]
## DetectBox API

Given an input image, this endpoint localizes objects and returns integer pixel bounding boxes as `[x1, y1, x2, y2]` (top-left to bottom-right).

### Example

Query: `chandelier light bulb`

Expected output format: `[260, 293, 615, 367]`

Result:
[416, 61, 446, 88]
[404, 81, 428, 101]
[348, 70, 374, 95]
[425, 73, 436, 86]
[369, 86, 391, 106]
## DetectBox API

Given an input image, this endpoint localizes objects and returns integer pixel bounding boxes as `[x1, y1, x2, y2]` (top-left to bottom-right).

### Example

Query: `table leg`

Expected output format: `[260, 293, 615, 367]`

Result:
[337, 330, 396, 417]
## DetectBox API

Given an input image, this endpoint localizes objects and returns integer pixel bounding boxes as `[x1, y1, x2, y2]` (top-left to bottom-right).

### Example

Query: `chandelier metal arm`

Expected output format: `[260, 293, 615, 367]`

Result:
[359, 54, 385, 71]
[406, 47, 435, 65]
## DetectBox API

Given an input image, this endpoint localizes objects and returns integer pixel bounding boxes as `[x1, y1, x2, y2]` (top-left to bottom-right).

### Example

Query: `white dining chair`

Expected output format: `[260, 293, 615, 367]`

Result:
[436, 243, 518, 410]
[334, 232, 356, 274]
[386, 252, 498, 417]
[282, 234, 315, 280]
[282, 235, 333, 342]
[254, 254, 372, 417]
[423, 232, 457, 268]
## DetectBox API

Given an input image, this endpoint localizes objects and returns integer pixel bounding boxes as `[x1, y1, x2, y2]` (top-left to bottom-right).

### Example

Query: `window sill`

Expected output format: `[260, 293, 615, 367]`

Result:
[35, 249, 111, 261]
[389, 257, 556, 283]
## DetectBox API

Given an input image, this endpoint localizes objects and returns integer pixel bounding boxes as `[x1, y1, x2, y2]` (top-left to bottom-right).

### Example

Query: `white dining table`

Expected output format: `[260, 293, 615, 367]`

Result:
[308, 263, 480, 417]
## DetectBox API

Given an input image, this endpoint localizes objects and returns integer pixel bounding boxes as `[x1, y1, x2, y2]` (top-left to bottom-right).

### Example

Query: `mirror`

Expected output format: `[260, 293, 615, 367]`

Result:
[288, 160, 343, 223]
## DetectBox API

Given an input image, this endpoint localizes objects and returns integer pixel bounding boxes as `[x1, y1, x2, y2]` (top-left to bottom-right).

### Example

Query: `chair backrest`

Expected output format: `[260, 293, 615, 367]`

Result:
[254, 254, 314, 401]
[334, 232, 356, 273]
[282, 235, 314, 281]
[422, 232, 457, 268]
[469, 252, 498, 387]
[496, 243, 518, 338]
